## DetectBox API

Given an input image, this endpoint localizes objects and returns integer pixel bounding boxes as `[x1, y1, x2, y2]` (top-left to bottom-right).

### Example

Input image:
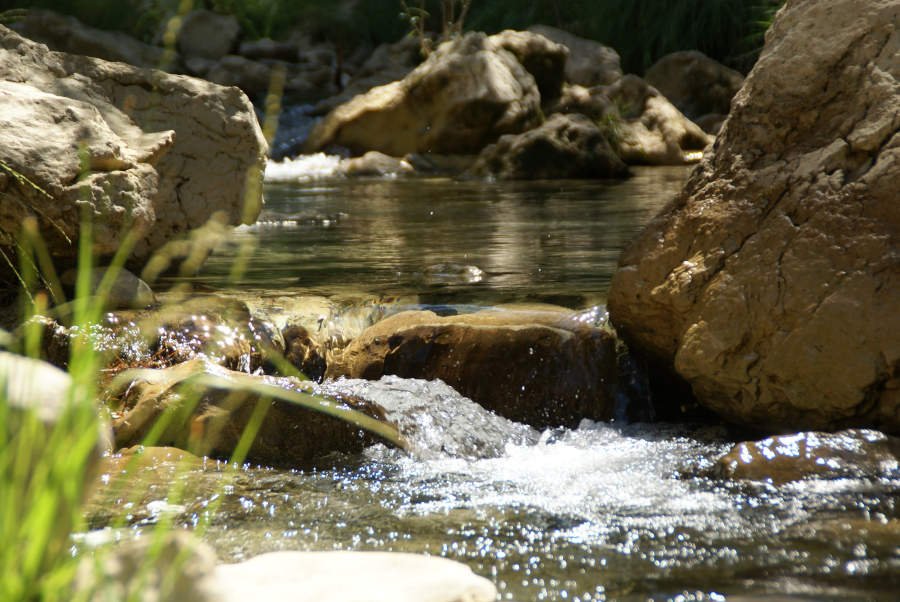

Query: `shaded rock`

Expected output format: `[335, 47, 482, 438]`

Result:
[304, 31, 542, 156]
[528, 24, 622, 86]
[204, 55, 275, 100]
[283, 325, 327, 382]
[546, 83, 615, 121]
[326, 308, 620, 429]
[645, 50, 744, 119]
[470, 113, 628, 180]
[11, 9, 173, 69]
[238, 38, 299, 62]
[110, 357, 395, 468]
[0, 26, 266, 268]
[694, 112, 728, 135]
[75, 530, 220, 602]
[339, 151, 414, 177]
[607, 0, 900, 433]
[710, 430, 900, 483]
[176, 9, 241, 60]
[603, 75, 712, 165]
[489, 29, 568, 102]
[403, 153, 476, 176]
[214, 551, 497, 602]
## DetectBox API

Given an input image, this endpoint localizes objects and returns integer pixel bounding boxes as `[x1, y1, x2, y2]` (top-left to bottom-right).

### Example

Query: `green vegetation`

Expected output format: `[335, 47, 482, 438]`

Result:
[4, 0, 782, 72]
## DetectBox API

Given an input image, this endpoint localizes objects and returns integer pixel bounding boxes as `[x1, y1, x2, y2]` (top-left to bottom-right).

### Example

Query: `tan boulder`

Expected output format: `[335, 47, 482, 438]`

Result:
[303, 32, 543, 156]
[326, 308, 620, 428]
[470, 113, 628, 180]
[603, 75, 713, 165]
[608, 0, 900, 433]
[644, 50, 744, 120]
[488, 29, 568, 102]
[111, 357, 395, 468]
[0, 26, 265, 268]
[528, 25, 622, 86]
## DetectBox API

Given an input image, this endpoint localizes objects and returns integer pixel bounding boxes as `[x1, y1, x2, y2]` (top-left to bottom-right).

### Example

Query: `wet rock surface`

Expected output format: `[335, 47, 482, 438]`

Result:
[0, 26, 266, 268]
[326, 308, 620, 428]
[471, 113, 629, 180]
[110, 357, 394, 468]
[608, 0, 900, 433]
[711, 429, 900, 483]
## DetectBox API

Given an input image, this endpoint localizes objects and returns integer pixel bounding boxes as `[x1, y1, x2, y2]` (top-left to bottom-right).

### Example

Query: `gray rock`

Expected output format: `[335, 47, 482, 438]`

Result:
[528, 24, 622, 86]
[11, 9, 174, 69]
[176, 9, 241, 60]
[645, 50, 744, 119]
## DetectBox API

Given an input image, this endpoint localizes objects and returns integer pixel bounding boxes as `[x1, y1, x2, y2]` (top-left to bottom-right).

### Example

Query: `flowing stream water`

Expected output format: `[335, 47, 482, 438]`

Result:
[86, 165, 899, 601]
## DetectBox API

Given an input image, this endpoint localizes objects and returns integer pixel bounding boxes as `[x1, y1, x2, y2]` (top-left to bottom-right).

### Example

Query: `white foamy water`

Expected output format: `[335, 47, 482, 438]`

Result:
[264, 153, 343, 182]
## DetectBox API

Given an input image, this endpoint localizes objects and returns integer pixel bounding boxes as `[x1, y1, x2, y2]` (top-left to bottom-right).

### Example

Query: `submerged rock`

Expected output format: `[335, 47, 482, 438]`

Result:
[214, 551, 497, 602]
[0, 26, 265, 272]
[644, 50, 744, 120]
[110, 357, 397, 468]
[304, 31, 545, 156]
[470, 113, 628, 180]
[326, 308, 620, 429]
[608, 0, 900, 433]
[711, 429, 900, 483]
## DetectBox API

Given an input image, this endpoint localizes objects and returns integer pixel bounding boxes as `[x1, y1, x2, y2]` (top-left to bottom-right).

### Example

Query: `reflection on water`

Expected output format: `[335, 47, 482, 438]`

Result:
[182, 167, 689, 306]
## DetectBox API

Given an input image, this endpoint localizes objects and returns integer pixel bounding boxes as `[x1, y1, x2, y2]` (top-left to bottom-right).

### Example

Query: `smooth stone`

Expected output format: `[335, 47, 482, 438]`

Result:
[214, 551, 497, 602]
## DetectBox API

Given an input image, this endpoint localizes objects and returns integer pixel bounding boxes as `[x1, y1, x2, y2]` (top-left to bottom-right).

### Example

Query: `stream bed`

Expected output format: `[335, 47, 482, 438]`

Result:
[86, 166, 899, 601]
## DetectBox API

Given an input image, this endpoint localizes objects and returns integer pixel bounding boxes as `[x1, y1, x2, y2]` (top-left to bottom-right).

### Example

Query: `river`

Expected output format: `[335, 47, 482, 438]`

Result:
[85, 164, 899, 601]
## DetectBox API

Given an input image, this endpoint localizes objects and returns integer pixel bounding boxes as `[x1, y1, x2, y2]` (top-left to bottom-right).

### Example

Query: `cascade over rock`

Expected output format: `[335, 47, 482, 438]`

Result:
[608, 0, 900, 433]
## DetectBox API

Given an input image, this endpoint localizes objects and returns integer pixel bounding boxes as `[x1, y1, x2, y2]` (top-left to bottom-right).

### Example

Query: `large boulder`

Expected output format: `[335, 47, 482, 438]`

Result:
[304, 32, 547, 156]
[644, 50, 744, 120]
[608, 0, 900, 433]
[488, 29, 568, 102]
[470, 113, 628, 180]
[0, 26, 266, 268]
[325, 308, 620, 428]
[603, 75, 713, 165]
[528, 25, 622, 86]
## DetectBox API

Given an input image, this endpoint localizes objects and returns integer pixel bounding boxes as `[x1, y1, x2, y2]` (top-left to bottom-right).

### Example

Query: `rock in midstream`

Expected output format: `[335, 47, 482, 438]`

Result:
[326, 308, 621, 429]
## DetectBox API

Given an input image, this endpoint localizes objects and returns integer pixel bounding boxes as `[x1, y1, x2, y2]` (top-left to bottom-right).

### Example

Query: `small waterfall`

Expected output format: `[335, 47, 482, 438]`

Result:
[316, 375, 540, 459]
